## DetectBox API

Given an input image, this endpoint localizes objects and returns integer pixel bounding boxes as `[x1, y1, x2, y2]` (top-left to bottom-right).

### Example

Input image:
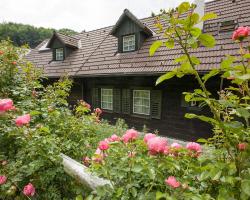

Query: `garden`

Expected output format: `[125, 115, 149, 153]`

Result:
[0, 2, 250, 200]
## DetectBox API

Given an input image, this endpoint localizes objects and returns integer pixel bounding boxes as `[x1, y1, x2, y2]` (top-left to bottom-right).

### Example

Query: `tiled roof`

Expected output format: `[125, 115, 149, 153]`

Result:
[46, 32, 79, 49]
[26, 0, 250, 77]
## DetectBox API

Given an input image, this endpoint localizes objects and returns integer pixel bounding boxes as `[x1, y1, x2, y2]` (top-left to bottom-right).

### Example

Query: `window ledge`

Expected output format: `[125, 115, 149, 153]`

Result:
[131, 113, 150, 119]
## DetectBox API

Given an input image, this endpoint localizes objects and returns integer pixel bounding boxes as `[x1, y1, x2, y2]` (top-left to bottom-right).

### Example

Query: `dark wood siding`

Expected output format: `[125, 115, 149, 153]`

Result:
[113, 16, 147, 52]
[78, 75, 221, 141]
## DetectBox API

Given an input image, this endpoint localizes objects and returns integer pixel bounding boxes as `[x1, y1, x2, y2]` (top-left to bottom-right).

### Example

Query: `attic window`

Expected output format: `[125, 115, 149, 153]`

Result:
[123, 34, 135, 52]
[219, 20, 237, 33]
[55, 48, 64, 61]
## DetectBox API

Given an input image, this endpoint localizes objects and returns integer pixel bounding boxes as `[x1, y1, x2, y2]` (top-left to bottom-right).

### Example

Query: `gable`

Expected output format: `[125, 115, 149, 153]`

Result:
[113, 16, 144, 37]
[49, 37, 65, 49]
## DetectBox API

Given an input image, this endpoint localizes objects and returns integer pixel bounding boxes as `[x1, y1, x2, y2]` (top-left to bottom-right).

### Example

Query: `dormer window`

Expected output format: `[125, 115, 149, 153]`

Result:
[55, 48, 64, 61]
[110, 9, 153, 53]
[46, 32, 79, 61]
[123, 34, 135, 52]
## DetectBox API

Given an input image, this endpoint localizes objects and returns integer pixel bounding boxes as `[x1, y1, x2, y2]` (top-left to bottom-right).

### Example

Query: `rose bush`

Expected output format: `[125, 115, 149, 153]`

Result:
[0, 41, 127, 199]
[83, 2, 250, 200]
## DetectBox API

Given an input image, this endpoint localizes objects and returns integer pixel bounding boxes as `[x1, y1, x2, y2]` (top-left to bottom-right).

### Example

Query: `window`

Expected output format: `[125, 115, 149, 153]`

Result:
[219, 20, 237, 33]
[55, 48, 64, 61]
[101, 88, 113, 110]
[133, 90, 150, 115]
[123, 35, 135, 52]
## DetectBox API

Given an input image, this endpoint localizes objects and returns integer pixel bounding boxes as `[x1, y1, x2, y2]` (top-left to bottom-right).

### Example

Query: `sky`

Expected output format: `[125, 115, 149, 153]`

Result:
[0, 0, 212, 32]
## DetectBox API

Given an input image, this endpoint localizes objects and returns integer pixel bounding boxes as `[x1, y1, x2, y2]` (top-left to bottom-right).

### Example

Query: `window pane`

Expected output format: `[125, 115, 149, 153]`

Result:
[56, 48, 64, 61]
[123, 35, 135, 52]
[101, 88, 113, 110]
[133, 90, 150, 115]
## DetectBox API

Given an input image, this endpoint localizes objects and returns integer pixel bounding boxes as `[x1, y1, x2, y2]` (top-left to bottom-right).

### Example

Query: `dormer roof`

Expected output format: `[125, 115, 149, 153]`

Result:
[46, 32, 79, 49]
[110, 9, 153, 37]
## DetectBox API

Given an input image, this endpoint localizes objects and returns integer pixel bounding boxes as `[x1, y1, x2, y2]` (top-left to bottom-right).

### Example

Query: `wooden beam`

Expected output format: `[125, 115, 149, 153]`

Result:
[61, 154, 112, 190]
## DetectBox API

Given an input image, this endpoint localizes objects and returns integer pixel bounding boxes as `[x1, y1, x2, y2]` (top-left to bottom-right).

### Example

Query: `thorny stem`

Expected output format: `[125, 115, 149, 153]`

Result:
[173, 27, 236, 161]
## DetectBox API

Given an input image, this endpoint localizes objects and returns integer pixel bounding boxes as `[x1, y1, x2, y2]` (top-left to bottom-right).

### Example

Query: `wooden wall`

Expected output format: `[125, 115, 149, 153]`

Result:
[69, 75, 222, 141]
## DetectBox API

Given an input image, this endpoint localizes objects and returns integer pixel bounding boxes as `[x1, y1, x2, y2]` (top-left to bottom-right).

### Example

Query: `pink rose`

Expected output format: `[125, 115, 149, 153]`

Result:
[238, 143, 247, 151]
[163, 146, 170, 155]
[85, 103, 91, 109]
[147, 137, 167, 155]
[95, 108, 102, 115]
[0, 99, 14, 112]
[15, 114, 31, 127]
[23, 183, 35, 197]
[122, 129, 139, 143]
[186, 142, 201, 153]
[98, 141, 109, 151]
[232, 26, 250, 41]
[165, 176, 181, 188]
[143, 133, 156, 143]
[0, 176, 7, 185]
[82, 156, 91, 167]
[171, 142, 182, 149]
[110, 134, 120, 142]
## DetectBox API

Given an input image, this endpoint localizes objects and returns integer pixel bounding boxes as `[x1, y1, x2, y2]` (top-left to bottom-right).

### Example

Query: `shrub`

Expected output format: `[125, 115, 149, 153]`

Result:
[0, 41, 126, 199]
[85, 2, 250, 199]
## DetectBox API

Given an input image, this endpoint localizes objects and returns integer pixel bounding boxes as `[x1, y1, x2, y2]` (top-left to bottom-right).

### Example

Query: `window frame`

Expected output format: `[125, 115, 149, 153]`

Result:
[133, 89, 150, 116]
[101, 88, 113, 111]
[55, 48, 64, 61]
[123, 34, 136, 52]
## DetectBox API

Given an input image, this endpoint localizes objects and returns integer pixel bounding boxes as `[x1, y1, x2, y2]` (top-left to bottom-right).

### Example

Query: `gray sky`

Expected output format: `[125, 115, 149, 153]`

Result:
[0, 0, 212, 32]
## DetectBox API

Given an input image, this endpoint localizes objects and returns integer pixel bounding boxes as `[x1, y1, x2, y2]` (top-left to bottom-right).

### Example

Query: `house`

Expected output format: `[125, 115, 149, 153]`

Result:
[26, 0, 250, 140]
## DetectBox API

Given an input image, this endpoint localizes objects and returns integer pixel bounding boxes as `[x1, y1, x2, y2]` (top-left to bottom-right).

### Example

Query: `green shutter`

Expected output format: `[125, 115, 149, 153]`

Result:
[92, 88, 100, 108]
[113, 88, 121, 113]
[122, 89, 130, 114]
[151, 90, 162, 119]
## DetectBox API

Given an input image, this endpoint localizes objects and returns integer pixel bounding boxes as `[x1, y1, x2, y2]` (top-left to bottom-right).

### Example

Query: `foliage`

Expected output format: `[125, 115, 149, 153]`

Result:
[0, 22, 78, 48]
[0, 40, 125, 199]
[85, 2, 250, 199]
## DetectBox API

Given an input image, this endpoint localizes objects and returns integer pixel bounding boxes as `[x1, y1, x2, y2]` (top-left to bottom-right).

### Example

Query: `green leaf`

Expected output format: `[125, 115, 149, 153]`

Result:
[197, 138, 207, 143]
[185, 113, 217, 124]
[202, 69, 220, 82]
[236, 108, 250, 118]
[133, 164, 143, 173]
[201, 13, 217, 21]
[190, 27, 202, 38]
[149, 41, 163, 56]
[190, 13, 200, 25]
[30, 110, 41, 116]
[178, 2, 190, 14]
[198, 34, 216, 48]
[156, 191, 166, 200]
[156, 71, 176, 85]
[76, 195, 83, 200]
[237, 74, 250, 80]
[243, 53, 250, 59]
[242, 180, 250, 196]
[174, 55, 188, 63]
[220, 56, 235, 69]
[190, 56, 201, 65]
[165, 39, 174, 48]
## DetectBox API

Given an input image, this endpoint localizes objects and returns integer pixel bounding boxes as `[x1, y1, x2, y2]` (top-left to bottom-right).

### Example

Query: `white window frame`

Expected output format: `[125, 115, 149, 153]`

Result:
[123, 34, 135, 52]
[101, 88, 113, 110]
[133, 90, 150, 115]
[55, 48, 64, 61]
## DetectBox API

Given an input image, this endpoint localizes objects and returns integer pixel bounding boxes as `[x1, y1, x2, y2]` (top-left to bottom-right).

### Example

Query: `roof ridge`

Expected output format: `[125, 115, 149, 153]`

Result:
[56, 32, 79, 40]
